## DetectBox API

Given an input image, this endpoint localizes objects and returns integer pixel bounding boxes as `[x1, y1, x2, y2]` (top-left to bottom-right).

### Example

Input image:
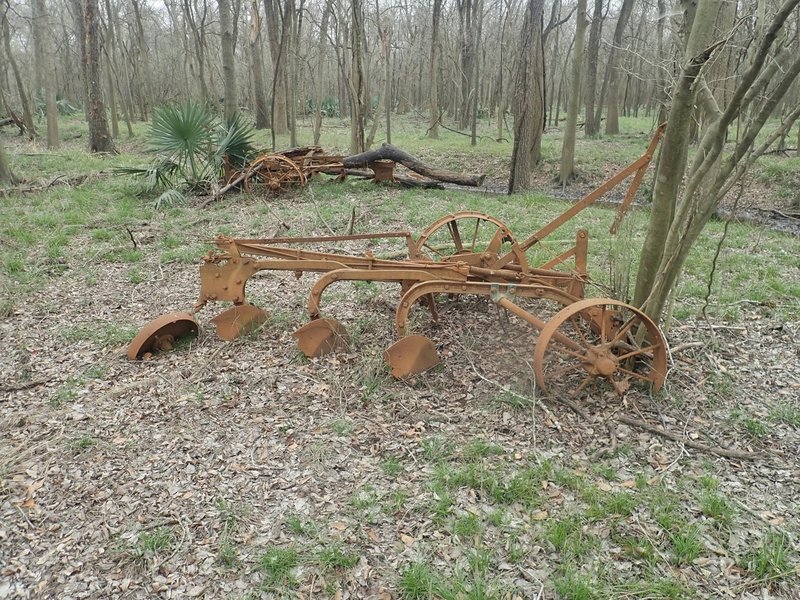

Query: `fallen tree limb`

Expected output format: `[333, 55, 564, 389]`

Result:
[343, 143, 486, 187]
[615, 415, 769, 460]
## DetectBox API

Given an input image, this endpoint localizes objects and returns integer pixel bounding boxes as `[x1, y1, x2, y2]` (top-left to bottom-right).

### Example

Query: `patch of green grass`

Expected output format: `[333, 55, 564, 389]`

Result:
[546, 516, 598, 559]
[433, 462, 542, 508]
[669, 525, 703, 564]
[83, 365, 107, 379]
[553, 567, 597, 600]
[317, 543, 359, 570]
[103, 248, 143, 263]
[381, 456, 402, 477]
[745, 532, 792, 579]
[350, 485, 380, 511]
[587, 491, 639, 519]
[399, 561, 437, 599]
[493, 390, 533, 409]
[128, 268, 145, 284]
[553, 467, 585, 493]
[452, 513, 482, 539]
[217, 540, 239, 568]
[462, 438, 504, 460]
[770, 404, 800, 427]
[258, 546, 300, 590]
[60, 322, 138, 346]
[742, 417, 769, 438]
[421, 436, 454, 462]
[428, 483, 454, 523]
[70, 434, 96, 452]
[285, 516, 319, 538]
[383, 490, 409, 515]
[329, 418, 353, 436]
[51, 377, 84, 407]
[132, 527, 173, 560]
[698, 491, 735, 527]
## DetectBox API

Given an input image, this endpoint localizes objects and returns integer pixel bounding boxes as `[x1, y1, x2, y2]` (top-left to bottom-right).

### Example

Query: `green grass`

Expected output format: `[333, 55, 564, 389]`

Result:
[745, 532, 792, 579]
[258, 546, 300, 590]
[317, 543, 359, 570]
[669, 525, 703, 565]
[132, 527, 173, 560]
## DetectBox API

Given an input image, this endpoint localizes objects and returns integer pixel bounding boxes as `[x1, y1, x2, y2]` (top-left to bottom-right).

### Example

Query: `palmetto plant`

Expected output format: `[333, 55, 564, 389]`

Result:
[118, 102, 255, 205]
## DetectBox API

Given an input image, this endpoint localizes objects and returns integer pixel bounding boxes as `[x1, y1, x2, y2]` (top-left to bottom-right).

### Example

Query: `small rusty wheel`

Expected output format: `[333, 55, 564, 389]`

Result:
[533, 298, 668, 397]
[244, 154, 306, 192]
[413, 211, 528, 270]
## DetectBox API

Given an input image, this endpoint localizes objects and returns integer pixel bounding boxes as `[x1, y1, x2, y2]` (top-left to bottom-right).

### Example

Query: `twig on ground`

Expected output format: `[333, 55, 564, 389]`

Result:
[616, 415, 769, 460]
[0, 378, 47, 393]
[591, 421, 618, 460]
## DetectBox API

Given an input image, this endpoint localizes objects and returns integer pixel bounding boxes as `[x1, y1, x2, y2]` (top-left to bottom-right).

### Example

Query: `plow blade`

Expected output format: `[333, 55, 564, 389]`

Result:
[293, 318, 350, 358]
[210, 304, 269, 341]
[127, 312, 199, 360]
[383, 335, 440, 378]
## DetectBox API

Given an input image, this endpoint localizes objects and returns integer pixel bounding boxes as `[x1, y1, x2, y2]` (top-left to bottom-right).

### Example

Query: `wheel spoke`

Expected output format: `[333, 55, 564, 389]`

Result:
[608, 315, 638, 346]
[546, 343, 588, 363]
[422, 242, 445, 257]
[616, 346, 655, 361]
[600, 306, 608, 345]
[569, 315, 592, 349]
[449, 221, 464, 252]
[546, 362, 586, 380]
[470, 219, 480, 252]
[615, 366, 655, 383]
[570, 376, 592, 397]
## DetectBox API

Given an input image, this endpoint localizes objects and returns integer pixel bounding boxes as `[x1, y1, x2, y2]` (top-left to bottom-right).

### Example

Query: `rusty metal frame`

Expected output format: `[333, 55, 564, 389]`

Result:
[132, 126, 669, 398]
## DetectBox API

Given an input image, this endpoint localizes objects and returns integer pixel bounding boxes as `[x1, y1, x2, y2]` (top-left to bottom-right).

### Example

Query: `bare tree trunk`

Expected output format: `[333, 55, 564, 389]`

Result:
[584, 0, 604, 136]
[559, 0, 587, 185]
[32, 0, 59, 147]
[349, 0, 366, 153]
[184, 0, 211, 103]
[265, 0, 288, 134]
[428, 0, 443, 138]
[0, 136, 16, 185]
[470, 0, 484, 146]
[1, 3, 36, 139]
[219, 0, 237, 121]
[250, 0, 269, 128]
[311, 0, 331, 144]
[366, 10, 390, 149]
[508, 0, 545, 192]
[83, 0, 114, 152]
[604, 0, 634, 134]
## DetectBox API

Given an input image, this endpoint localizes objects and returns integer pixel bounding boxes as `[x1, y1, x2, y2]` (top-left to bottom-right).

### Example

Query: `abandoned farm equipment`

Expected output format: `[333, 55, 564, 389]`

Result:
[129, 125, 668, 398]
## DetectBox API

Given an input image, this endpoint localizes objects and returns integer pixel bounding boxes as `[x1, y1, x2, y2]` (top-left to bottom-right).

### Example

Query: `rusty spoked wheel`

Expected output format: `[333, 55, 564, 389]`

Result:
[243, 154, 307, 192]
[532, 298, 668, 398]
[413, 211, 528, 269]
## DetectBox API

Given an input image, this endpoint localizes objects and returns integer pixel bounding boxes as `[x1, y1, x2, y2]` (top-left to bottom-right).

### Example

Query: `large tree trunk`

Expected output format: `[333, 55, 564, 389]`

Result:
[603, 0, 635, 134]
[558, 0, 587, 185]
[508, 0, 545, 192]
[250, 0, 269, 128]
[428, 0, 443, 138]
[635, 0, 800, 323]
[584, 0, 604, 137]
[219, 0, 237, 121]
[83, 0, 114, 153]
[31, 0, 59, 147]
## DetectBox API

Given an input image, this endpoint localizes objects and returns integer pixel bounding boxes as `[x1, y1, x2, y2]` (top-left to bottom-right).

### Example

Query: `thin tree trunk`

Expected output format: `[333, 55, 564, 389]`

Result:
[0, 136, 16, 185]
[265, 0, 288, 134]
[219, 0, 237, 121]
[250, 0, 269, 128]
[584, 0, 604, 136]
[312, 0, 331, 144]
[428, 0, 443, 138]
[604, 0, 635, 134]
[559, 0, 587, 185]
[32, 0, 59, 147]
[349, 0, 366, 153]
[1, 3, 36, 139]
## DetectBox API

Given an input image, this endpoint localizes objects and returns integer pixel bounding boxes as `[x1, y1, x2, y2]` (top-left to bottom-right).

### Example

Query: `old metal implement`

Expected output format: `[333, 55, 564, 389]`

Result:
[130, 125, 668, 397]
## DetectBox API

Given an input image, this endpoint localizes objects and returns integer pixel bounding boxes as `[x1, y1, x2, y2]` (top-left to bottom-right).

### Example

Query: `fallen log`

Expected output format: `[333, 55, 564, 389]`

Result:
[343, 143, 486, 187]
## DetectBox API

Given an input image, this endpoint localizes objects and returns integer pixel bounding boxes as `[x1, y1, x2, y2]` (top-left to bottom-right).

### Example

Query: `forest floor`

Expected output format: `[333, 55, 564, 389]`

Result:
[1, 117, 799, 599]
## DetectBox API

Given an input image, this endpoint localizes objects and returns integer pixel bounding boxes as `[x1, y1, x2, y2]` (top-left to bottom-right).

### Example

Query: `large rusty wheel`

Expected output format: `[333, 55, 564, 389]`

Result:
[533, 298, 668, 398]
[413, 211, 528, 270]
[244, 154, 307, 192]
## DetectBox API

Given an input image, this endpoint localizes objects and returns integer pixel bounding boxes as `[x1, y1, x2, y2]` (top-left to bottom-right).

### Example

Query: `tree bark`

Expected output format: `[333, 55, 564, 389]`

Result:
[264, 0, 288, 134]
[311, 0, 331, 144]
[31, 0, 59, 147]
[603, 0, 634, 134]
[219, 0, 237, 121]
[348, 0, 366, 154]
[558, 0, 586, 185]
[584, 0, 604, 136]
[508, 0, 545, 192]
[250, 0, 269, 128]
[428, 0, 443, 138]
[83, 0, 114, 153]
[1, 2, 36, 139]
[0, 136, 16, 185]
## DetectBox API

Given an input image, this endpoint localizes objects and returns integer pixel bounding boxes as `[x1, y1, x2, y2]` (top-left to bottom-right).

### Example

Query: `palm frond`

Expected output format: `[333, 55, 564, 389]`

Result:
[149, 102, 214, 180]
[151, 188, 186, 210]
[212, 113, 255, 170]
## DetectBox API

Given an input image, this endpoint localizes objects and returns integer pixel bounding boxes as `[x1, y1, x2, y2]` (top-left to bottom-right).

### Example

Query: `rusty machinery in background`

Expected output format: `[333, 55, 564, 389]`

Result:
[129, 125, 668, 398]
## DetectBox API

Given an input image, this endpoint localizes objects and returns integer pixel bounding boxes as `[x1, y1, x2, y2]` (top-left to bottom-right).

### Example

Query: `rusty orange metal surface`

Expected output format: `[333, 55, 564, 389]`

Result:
[127, 312, 199, 360]
[130, 127, 669, 397]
